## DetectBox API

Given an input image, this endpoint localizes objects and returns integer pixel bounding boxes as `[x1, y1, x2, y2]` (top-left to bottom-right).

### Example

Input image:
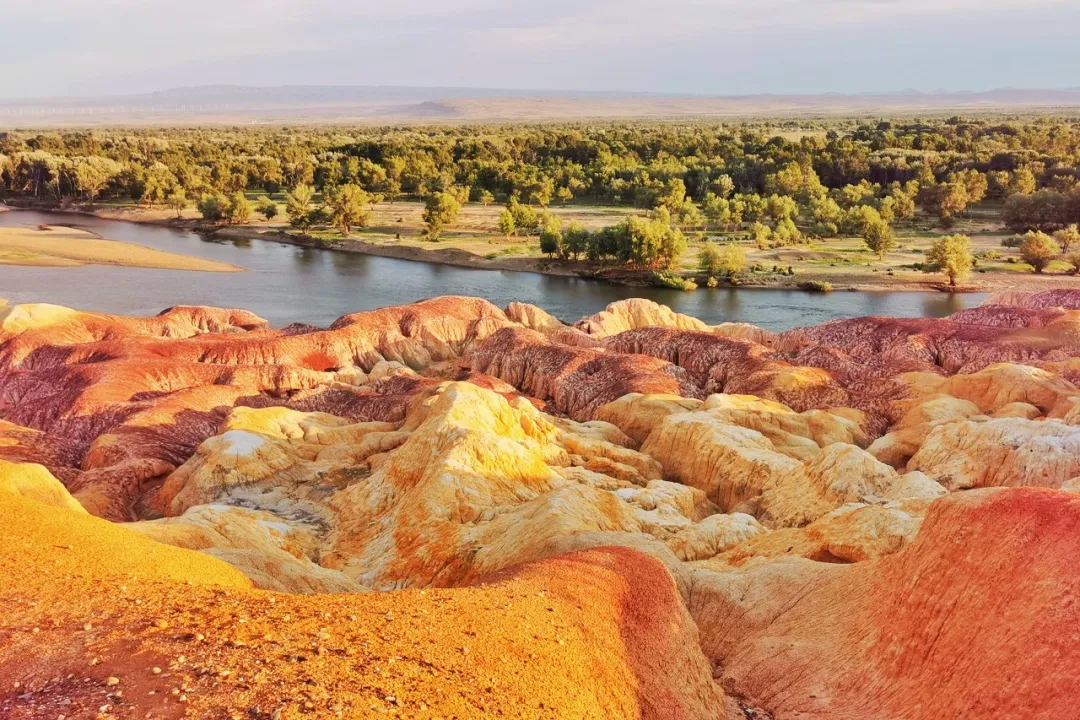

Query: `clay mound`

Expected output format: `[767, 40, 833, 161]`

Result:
[984, 288, 1080, 309]
[948, 305, 1080, 328]
[689, 487, 1080, 719]
[576, 297, 777, 345]
[0, 487, 725, 720]
[775, 314, 1080, 375]
[602, 327, 902, 437]
[466, 326, 704, 420]
[5, 294, 1080, 717]
[0, 298, 514, 520]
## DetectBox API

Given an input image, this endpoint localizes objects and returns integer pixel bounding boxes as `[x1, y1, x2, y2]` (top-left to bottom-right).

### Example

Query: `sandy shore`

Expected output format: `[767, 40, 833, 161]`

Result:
[19, 204, 1080, 292]
[0, 224, 243, 272]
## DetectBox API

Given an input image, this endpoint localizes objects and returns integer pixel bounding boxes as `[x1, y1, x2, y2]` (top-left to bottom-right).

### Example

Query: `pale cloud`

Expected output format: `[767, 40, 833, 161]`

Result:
[0, 0, 1077, 97]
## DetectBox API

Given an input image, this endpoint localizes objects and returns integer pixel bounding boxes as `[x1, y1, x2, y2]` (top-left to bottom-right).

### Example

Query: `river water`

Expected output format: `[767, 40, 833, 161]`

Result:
[0, 210, 986, 331]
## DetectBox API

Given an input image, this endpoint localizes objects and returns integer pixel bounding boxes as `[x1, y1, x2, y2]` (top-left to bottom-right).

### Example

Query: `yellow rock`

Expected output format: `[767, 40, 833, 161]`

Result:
[909, 418, 1080, 490]
[129, 505, 366, 594]
[0, 460, 85, 513]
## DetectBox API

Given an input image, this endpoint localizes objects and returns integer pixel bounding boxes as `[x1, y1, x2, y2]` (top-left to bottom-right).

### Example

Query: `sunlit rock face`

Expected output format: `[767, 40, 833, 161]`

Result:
[2, 291, 1080, 718]
[688, 488, 1080, 720]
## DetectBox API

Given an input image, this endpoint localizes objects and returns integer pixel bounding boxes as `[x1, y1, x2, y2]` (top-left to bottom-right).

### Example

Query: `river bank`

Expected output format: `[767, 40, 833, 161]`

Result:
[8, 203, 1080, 293]
[0, 223, 243, 272]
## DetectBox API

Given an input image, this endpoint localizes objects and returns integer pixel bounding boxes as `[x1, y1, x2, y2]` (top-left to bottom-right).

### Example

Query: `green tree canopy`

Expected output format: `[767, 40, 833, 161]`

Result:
[326, 184, 372, 235]
[926, 234, 974, 286]
[423, 191, 462, 239]
[1019, 231, 1060, 273]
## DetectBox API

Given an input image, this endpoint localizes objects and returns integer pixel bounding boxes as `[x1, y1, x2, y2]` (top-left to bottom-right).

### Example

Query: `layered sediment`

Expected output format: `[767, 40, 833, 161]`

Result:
[3, 293, 1080, 718]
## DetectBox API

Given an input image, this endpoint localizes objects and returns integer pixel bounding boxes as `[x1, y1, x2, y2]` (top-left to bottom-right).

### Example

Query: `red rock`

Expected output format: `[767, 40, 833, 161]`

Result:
[465, 326, 704, 421]
[690, 488, 1080, 718]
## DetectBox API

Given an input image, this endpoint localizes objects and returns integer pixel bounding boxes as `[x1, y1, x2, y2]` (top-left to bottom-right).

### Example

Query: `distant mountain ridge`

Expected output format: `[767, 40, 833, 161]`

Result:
[3, 85, 1080, 126]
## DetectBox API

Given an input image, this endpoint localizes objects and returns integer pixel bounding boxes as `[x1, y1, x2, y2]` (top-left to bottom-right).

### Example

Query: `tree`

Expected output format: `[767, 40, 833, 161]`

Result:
[139, 163, 178, 208]
[773, 217, 802, 246]
[1009, 168, 1038, 196]
[923, 181, 969, 222]
[556, 186, 574, 204]
[926, 234, 974, 287]
[1054, 224, 1080, 254]
[863, 218, 896, 259]
[326, 184, 372, 235]
[507, 197, 539, 236]
[1068, 253, 1080, 275]
[479, 189, 495, 207]
[73, 156, 121, 205]
[712, 175, 735, 199]
[718, 244, 747, 277]
[497, 209, 516, 239]
[529, 178, 555, 207]
[286, 184, 315, 229]
[950, 169, 988, 204]
[751, 222, 772, 249]
[423, 191, 461, 240]
[699, 242, 722, 277]
[197, 193, 228, 222]
[539, 214, 563, 258]
[227, 192, 252, 225]
[765, 194, 798, 223]
[987, 171, 1012, 199]
[610, 213, 686, 269]
[1019, 231, 1060, 273]
[811, 196, 843, 236]
[562, 222, 590, 260]
[166, 190, 188, 219]
[256, 197, 278, 221]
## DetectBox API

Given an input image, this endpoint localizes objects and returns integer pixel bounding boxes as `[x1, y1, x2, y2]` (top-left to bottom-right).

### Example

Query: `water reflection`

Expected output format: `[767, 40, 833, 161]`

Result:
[0, 210, 989, 331]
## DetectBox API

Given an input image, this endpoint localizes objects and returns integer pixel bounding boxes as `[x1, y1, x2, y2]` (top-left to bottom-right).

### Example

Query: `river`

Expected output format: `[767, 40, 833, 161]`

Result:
[0, 210, 987, 330]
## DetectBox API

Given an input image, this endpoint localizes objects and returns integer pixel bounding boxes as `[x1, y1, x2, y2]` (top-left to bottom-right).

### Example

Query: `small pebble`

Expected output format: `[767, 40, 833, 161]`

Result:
[83, 623, 93, 632]
[105, 677, 120, 687]
[152, 667, 162, 675]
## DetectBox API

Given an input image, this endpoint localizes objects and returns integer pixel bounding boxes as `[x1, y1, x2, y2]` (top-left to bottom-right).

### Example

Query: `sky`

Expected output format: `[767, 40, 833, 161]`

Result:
[3, 0, 1080, 98]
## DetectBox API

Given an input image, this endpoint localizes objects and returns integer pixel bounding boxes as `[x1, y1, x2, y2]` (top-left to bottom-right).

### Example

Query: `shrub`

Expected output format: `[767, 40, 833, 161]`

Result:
[256, 197, 278, 221]
[798, 280, 833, 293]
[1068, 253, 1080, 274]
[698, 242, 722, 276]
[650, 270, 697, 291]
[196, 193, 228, 222]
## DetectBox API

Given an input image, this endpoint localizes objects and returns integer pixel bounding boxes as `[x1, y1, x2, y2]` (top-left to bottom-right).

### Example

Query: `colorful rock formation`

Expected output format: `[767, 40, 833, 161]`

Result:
[3, 291, 1080, 718]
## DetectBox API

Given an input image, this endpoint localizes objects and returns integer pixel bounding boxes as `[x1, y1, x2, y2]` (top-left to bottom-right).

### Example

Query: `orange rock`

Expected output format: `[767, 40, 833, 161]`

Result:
[689, 488, 1080, 719]
[0, 486, 726, 720]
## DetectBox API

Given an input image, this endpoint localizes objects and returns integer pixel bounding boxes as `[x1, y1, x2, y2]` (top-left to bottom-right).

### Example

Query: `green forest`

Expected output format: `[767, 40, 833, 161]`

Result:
[2, 117, 1080, 286]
